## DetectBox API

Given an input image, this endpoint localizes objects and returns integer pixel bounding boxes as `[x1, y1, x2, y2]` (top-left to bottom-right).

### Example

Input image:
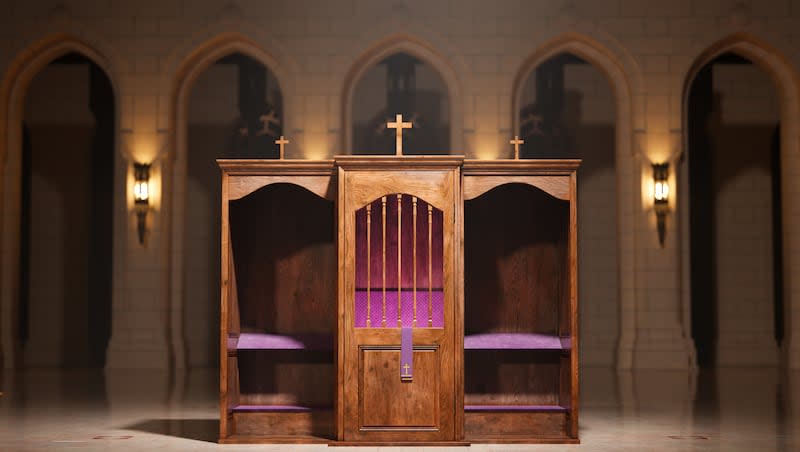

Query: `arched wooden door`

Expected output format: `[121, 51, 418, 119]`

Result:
[336, 156, 463, 443]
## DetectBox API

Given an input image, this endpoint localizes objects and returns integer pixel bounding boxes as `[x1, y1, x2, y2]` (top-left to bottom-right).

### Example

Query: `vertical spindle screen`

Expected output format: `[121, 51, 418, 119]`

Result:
[354, 194, 444, 328]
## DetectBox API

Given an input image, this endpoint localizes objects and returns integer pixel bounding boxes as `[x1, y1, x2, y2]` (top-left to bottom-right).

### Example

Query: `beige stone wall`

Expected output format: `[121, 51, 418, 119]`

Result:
[565, 65, 619, 367]
[183, 64, 237, 367]
[710, 64, 779, 366]
[1, 0, 799, 369]
[518, 62, 618, 366]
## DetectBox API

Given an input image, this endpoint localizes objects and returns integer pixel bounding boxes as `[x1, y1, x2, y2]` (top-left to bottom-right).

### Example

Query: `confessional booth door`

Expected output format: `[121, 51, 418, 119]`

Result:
[336, 157, 463, 443]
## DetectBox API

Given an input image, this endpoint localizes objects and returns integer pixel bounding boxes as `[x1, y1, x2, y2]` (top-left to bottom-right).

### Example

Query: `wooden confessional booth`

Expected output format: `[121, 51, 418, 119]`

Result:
[218, 131, 579, 445]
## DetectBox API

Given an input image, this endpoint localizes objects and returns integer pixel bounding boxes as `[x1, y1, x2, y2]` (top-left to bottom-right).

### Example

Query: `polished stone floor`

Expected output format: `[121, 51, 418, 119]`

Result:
[1, 367, 797, 451]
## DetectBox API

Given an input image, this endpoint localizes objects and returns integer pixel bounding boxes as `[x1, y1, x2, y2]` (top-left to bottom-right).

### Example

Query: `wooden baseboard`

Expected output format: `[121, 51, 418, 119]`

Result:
[330, 440, 471, 446]
[219, 434, 332, 444]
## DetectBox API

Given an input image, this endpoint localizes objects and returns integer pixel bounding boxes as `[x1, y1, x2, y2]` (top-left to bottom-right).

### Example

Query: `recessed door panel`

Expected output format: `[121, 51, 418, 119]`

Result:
[360, 346, 439, 429]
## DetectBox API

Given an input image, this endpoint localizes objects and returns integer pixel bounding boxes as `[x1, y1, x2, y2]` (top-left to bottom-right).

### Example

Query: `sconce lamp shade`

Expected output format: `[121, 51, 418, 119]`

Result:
[134, 163, 150, 204]
[653, 163, 669, 204]
[652, 162, 669, 248]
[133, 163, 151, 245]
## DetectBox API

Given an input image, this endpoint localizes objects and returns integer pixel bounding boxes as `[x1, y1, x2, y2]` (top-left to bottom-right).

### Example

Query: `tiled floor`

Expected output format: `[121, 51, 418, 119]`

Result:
[1, 367, 798, 451]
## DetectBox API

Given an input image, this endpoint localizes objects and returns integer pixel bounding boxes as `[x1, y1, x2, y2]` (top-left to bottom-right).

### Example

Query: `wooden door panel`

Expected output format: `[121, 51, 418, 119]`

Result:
[337, 157, 463, 443]
[360, 346, 440, 429]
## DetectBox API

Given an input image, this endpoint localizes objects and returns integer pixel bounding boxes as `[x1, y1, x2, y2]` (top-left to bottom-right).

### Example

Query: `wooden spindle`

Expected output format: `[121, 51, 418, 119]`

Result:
[366, 203, 371, 327]
[412, 197, 418, 327]
[428, 204, 433, 327]
[381, 196, 387, 327]
[397, 194, 402, 327]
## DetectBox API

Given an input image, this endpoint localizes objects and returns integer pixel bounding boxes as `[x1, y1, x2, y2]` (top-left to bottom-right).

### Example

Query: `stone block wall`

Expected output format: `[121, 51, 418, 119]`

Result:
[1, 0, 799, 369]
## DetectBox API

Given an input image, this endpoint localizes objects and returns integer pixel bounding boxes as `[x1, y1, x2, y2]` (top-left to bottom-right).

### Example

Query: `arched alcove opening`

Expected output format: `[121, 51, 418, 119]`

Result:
[341, 34, 464, 155]
[685, 52, 782, 367]
[516, 51, 618, 366]
[20, 52, 114, 368]
[350, 51, 450, 154]
[183, 52, 284, 367]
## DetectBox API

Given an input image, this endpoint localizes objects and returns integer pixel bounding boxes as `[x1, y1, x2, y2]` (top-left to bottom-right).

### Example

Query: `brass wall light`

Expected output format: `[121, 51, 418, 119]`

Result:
[133, 162, 150, 245]
[653, 162, 669, 247]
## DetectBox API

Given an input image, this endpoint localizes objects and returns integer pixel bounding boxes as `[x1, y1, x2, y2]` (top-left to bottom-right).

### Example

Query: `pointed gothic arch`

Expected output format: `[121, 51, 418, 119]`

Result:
[168, 33, 293, 368]
[341, 34, 464, 154]
[679, 33, 800, 369]
[512, 33, 643, 369]
[0, 34, 122, 369]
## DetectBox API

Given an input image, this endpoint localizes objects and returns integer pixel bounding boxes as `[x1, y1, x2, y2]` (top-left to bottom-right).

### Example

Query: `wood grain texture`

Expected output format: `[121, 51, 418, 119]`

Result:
[463, 175, 569, 200]
[219, 171, 231, 439]
[338, 156, 462, 443]
[462, 160, 579, 443]
[233, 410, 334, 439]
[330, 441, 471, 446]
[568, 170, 579, 438]
[462, 159, 580, 174]
[220, 436, 331, 444]
[219, 160, 337, 443]
[454, 164, 465, 440]
[228, 184, 335, 335]
[464, 183, 569, 336]
[360, 347, 439, 428]
[336, 166, 347, 441]
[237, 350, 333, 406]
[464, 350, 561, 406]
[219, 157, 579, 444]
[462, 159, 578, 201]
[465, 411, 568, 439]
[218, 159, 336, 200]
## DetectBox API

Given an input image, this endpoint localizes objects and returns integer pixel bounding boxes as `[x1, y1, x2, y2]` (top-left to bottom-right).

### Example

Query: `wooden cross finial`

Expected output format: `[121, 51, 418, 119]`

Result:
[510, 136, 524, 160]
[387, 114, 412, 156]
[275, 135, 289, 159]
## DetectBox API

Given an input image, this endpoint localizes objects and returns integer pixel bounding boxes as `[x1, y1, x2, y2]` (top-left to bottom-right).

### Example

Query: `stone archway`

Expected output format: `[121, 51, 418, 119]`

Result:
[341, 33, 464, 154]
[0, 34, 123, 369]
[513, 33, 644, 369]
[167, 33, 293, 368]
[679, 33, 800, 368]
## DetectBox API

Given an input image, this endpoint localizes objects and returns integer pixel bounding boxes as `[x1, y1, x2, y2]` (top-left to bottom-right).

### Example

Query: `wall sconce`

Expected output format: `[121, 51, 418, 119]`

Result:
[653, 162, 670, 248]
[133, 162, 150, 245]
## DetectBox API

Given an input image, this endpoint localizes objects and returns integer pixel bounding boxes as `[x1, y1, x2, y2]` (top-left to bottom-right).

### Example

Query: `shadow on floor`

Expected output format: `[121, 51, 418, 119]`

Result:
[125, 419, 217, 443]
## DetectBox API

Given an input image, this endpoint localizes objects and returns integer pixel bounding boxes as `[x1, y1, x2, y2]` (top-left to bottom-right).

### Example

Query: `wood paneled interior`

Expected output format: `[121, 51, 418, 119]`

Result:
[464, 183, 569, 336]
[237, 350, 333, 406]
[218, 160, 337, 442]
[233, 410, 334, 439]
[464, 350, 561, 406]
[465, 411, 571, 442]
[228, 182, 336, 336]
[461, 159, 579, 443]
[227, 183, 336, 417]
[226, 356, 239, 410]
[360, 347, 439, 428]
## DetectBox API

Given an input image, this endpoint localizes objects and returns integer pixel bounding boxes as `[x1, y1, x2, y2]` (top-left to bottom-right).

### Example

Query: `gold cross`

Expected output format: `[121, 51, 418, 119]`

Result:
[510, 135, 524, 160]
[275, 135, 289, 159]
[402, 363, 411, 376]
[387, 114, 412, 156]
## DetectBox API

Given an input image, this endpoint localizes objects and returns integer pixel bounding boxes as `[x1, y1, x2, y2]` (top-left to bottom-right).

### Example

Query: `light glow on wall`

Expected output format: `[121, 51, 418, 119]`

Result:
[473, 132, 501, 160]
[303, 131, 330, 159]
